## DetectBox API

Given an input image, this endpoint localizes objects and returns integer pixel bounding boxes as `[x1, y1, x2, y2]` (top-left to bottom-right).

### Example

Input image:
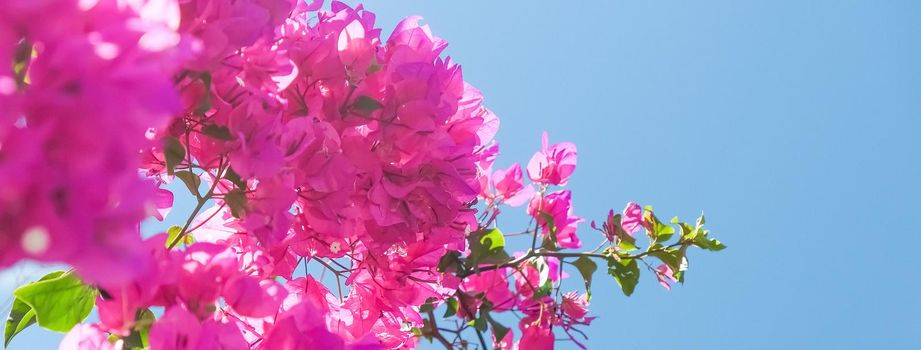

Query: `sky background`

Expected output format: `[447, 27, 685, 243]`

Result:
[3, 0, 920, 349]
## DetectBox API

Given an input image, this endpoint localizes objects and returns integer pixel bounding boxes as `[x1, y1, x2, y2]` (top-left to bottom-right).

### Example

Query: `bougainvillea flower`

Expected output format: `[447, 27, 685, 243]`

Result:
[621, 201, 643, 236]
[655, 264, 678, 291]
[527, 132, 577, 186]
[528, 190, 584, 249]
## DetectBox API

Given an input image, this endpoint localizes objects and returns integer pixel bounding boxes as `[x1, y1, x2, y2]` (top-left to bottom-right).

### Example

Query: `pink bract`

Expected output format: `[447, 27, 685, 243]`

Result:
[0, 1, 723, 349]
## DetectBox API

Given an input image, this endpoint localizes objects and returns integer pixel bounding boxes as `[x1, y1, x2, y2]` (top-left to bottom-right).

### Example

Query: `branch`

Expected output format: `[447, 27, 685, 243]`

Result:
[167, 158, 226, 249]
[425, 310, 455, 349]
[459, 242, 685, 278]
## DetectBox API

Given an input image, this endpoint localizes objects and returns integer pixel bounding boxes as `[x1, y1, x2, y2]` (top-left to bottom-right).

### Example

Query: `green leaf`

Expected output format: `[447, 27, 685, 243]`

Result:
[644, 209, 675, 244]
[123, 309, 156, 350]
[572, 256, 598, 299]
[677, 221, 699, 241]
[694, 231, 726, 251]
[443, 297, 458, 318]
[224, 189, 248, 218]
[12, 271, 96, 333]
[536, 212, 562, 251]
[4, 272, 67, 346]
[487, 317, 510, 344]
[473, 301, 492, 332]
[165, 225, 194, 248]
[201, 124, 233, 141]
[538, 212, 557, 235]
[540, 230, 560, 252]
[419, 298, 437, 313]
[676, 245, 690, 283]
[479, 228, 505, 250]
[163, 136, 185, 175]
[12, 41, 32, 87]
[174, 171, 201, 197]
[4, 291, 42, 347]
[617, 235, 638, 252]
[531, 257, 554, 299]
[366, 58, 382, 75]
[689, 216, 725, 252]
[411, 326, 424, 338]
[467, 228, 511, 267]
[352, 96, 382, 114]
[473, 300, 509, 340]
[437, 251, 463, 273]
[607, 258, 640, 296]
[648, 245, 683, 273]
[223, 167, 247, 190]
[195, 72, 213, 114]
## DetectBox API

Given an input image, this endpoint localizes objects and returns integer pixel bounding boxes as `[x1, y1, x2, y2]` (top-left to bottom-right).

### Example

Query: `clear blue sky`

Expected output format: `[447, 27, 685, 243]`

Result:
[3, 1, 919, 349]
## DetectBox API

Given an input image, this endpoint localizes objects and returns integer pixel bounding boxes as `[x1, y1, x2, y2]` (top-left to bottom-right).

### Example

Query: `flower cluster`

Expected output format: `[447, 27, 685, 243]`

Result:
[1, 1, 724, 349]
[0, 0, 185, 284]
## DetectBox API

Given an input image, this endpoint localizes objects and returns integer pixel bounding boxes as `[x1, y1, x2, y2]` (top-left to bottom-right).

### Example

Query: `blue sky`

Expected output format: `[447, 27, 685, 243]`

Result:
[3, 1, 919, 349]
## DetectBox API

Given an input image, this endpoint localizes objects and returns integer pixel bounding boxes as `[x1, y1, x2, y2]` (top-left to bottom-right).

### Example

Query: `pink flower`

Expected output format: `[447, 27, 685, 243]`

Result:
[462, 268, 515, 311]
[528, 190, 584, 249]
[493, 328, 515, 350]
[261, 303, 348, 350]
[0, 0, 184, 285]
[60, 324, 115, 350]
[178, 0, 295, 69]
[152, 188, 174, 221]
[621, 202, 643, 236]
[590, 209, 618, 242]
[223, 276, 288, 318]
[655, 264, 678, 291]
[491, 163, 535, 207]
[518, 322, 554, 350]
[561, 292, 590, 321]
[149, 305, 203, 350]
[527, 132, 577, 186]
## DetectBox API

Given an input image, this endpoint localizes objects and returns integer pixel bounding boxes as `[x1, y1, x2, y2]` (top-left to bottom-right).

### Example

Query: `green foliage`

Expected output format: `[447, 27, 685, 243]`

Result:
[163, 136, 185, 175]
[610, 213, 638, 251]
[436, 251, 463, 273]
[608, 258, 640, 296]
[530, 257, 554, 300]
[572, 256, 598, 299]
[224, 189, 248, 218]
[201, 124, 233, 140]
[223, 167, 247, 189]
[122, 309, 156, 350]
[419, 298, 437, 314]
[538, 212, 562, 251]
[644, 208, 675, 244]
[466, 228, 511, 267]
[4, 298, 36, 347]
[648, 244, 687, 282]
[5, 271, 96, 346]
[195, 72, 213, 115]
[676, 213, 725, 251]
[352, 96, 382, 114]
[472, 301, 510, 342]
[174, 171, 201, 197]
[443, 297, 458, 318]
[166, 225, 194, 248]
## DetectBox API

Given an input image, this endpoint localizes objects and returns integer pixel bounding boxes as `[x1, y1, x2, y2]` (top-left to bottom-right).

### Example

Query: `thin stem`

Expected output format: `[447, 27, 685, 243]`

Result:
[167, 158, 225, 249]
[426, 310, 455, 349]
[456, 294, 488, 350]
[185, 203, 225, 234]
